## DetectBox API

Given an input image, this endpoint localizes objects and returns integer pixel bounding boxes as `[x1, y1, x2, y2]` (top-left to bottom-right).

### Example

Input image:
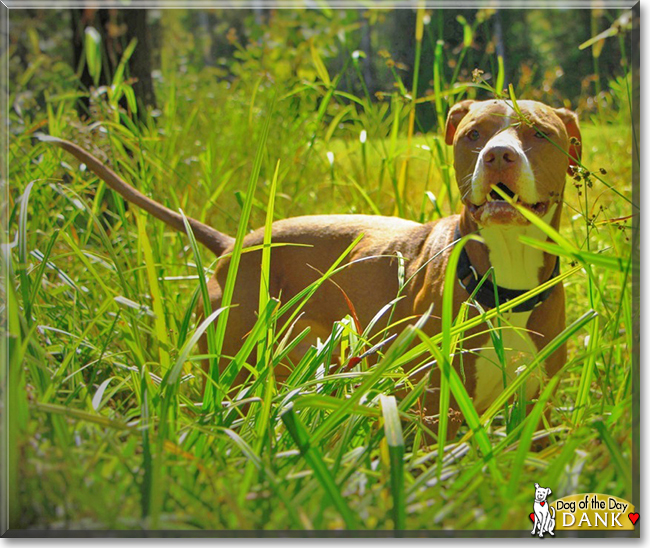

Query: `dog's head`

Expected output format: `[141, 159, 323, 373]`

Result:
[534, 482, 552, 502]
[445, 99, 581, 227]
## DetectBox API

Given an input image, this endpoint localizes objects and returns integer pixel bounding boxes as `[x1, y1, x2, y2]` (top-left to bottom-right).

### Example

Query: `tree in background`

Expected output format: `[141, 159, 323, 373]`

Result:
[9, 7, 629, 129]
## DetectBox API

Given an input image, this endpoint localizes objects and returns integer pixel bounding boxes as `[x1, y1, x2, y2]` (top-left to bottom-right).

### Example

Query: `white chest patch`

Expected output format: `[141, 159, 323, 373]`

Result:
[471, 309, 541, 414]
[472, 205, 557, 413]
[479, 204, 557, 289]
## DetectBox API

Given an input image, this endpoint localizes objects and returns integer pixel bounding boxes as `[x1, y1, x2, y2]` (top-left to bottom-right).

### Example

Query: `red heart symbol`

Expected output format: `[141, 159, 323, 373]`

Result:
[541, 501, 545, 506]
[629, 513, 639, 525]
[529, 513, 535, 523]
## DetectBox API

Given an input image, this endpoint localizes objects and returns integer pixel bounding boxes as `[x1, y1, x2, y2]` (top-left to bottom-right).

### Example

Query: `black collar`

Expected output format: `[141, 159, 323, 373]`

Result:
[455, 226, 560, 313]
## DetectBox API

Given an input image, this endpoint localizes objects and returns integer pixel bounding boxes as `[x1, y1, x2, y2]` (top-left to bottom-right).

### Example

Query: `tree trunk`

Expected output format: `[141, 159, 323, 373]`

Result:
[70, 8, 155, 120]
[123, 9, 156, 112]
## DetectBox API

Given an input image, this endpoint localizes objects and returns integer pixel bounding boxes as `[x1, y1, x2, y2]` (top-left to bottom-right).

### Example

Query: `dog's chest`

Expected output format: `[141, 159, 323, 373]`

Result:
[471, 310, 540, 413]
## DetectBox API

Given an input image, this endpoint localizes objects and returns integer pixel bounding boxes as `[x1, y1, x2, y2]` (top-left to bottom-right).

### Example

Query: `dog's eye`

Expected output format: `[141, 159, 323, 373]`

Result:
[534, 129, 549, 138]
[468, 129, 480, 141]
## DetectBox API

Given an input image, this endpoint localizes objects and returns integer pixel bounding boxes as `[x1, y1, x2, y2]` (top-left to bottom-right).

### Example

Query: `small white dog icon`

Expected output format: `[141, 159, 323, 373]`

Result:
[531, 482, 556, 537]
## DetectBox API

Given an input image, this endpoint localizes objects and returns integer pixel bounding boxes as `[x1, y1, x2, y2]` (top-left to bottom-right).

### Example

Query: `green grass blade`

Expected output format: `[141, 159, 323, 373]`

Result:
[572, 316, 600, 426]
[379, 395, 406, 530]
[220, 427, 303, 528]
[207, 95, 276, 411]
[255, 158, 281, 394]
[135, 211, 170, 373]
[258, 160, 280, 319]
[271, 234, 364, 342]
[471, 310, 598, 435]
[32, 401, 132, 430]
[504, 374, 561, 499]
[180, 210, 219, 393]
[219, 298, 278, 391]
[237, 361, 275, 507]
[17, 181, 34, 324]
[293, 394, 380, 417]
[416, 331, 497, 477]
[391, 265, 582, 373]
[496, 55, 505, 96]
[165, 307, 226, 389]
[519, 236, 630, 273]
[310, 308, 431, 446]
[281, 407, 360, 530]
[437, 232, 480, 475]
[593, 420, 632, 496]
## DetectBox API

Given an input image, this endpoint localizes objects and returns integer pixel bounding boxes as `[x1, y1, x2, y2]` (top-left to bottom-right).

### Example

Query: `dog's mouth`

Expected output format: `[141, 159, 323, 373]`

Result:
[468, 182, 549, 225]
[489, 182, 516, 201]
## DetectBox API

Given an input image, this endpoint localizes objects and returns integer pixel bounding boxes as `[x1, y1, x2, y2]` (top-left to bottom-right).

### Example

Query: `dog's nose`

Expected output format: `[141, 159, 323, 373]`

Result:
[483, 145, 518, 169]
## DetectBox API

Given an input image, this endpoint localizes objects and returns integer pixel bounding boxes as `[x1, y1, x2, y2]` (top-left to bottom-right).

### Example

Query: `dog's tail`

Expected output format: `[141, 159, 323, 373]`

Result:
[550, 507, 556, 519]
[38, 134, 235, 257]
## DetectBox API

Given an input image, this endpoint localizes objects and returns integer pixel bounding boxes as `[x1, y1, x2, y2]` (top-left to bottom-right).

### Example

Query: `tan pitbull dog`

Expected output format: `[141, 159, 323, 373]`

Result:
[44, 98, 581, 437]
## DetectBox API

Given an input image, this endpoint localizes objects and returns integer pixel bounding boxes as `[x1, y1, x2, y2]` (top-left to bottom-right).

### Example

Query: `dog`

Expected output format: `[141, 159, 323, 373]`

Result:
[42, 98, 580, 437]
[532, 482, 556, 536]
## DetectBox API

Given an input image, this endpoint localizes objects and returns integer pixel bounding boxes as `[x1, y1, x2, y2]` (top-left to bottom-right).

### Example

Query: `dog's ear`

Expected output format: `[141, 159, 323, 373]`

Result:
[534, 483, 540, 489]
[445, 100, 475, 145]
[546, 488, 552, 496]
[554, 107, 582, 175]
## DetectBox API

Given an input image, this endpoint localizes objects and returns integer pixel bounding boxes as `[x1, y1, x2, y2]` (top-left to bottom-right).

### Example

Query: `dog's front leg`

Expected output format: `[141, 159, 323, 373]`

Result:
[538, 514, 547, 537]
[531, 511, 542, 535]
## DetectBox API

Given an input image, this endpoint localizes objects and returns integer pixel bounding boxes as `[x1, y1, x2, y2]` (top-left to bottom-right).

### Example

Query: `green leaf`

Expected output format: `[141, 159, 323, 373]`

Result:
[84, 26, 102, 86]
[112, 38, 138, 88]
[456, 15, 473, 48]
[496, 55, 505, 95]
[310, 41, 331, 87]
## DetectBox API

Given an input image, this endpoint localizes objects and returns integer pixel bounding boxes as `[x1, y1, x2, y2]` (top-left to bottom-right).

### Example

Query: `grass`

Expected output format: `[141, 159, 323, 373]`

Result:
[5, 13, 635, 533]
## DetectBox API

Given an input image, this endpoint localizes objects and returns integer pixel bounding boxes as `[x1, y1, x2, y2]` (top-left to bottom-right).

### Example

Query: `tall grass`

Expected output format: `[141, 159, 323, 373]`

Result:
[4, 7, 635, 532]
